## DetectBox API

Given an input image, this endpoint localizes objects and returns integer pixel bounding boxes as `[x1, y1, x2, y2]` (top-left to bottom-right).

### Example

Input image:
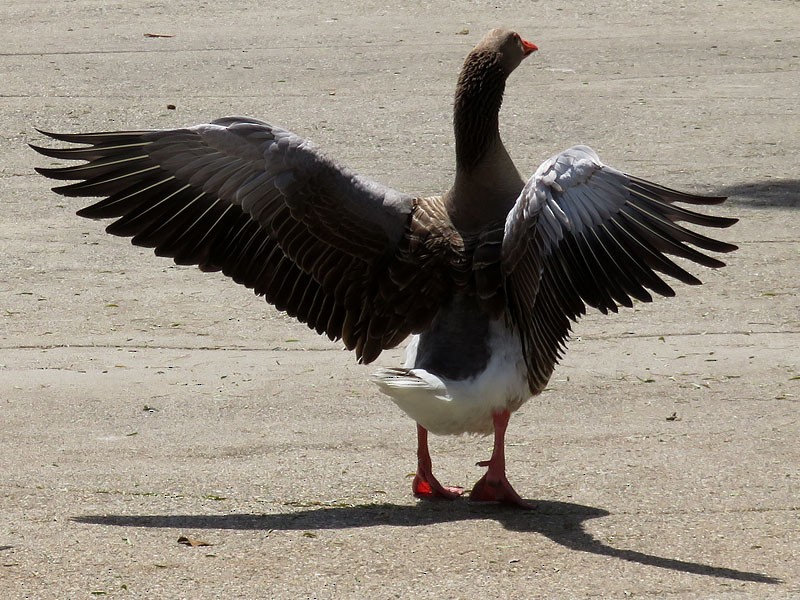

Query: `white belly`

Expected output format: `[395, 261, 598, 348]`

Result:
[372, 319, 532, 435]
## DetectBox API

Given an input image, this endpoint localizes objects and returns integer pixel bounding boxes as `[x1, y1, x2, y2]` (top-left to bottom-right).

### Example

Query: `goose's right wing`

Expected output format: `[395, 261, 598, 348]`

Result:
[502, 145, 738, 390]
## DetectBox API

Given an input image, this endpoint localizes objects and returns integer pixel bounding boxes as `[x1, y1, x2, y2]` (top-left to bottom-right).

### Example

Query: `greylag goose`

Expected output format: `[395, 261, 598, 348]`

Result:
[32, 28, 737, 508]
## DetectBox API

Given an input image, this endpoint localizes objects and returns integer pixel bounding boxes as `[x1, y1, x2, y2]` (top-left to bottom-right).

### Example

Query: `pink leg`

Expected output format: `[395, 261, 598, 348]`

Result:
[469, 410, 535, 509]
[413, 424, 464, 500]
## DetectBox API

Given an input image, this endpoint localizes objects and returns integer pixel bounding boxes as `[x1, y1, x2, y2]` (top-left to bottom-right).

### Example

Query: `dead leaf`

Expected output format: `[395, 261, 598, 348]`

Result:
[177, 536, 212, 547]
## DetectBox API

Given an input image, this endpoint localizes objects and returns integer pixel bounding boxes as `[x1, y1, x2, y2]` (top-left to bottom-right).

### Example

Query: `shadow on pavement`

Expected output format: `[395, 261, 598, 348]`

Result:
[75, 499, 779, 584]
[715, 178, 799, 208]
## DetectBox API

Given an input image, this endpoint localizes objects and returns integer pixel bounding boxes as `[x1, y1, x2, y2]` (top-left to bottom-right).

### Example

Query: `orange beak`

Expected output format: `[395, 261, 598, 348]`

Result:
[521, 38, 538, 55]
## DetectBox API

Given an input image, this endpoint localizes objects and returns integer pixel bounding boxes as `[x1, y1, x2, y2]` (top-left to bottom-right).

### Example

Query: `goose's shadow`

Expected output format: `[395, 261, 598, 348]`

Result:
[715, 178, 799, 208]
[75, 499, 778, 584]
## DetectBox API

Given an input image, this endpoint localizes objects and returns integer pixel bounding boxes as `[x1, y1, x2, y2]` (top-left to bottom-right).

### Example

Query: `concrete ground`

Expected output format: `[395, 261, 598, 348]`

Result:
[1, 1, 798, 598]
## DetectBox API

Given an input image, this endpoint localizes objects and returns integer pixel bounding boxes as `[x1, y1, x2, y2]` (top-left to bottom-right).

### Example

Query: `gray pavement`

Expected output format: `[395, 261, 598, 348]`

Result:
[1, 1, 798, 598]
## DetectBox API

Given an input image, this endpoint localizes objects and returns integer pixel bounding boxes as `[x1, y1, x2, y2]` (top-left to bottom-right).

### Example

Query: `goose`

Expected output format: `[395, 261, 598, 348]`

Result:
[31, 28, 737, 508]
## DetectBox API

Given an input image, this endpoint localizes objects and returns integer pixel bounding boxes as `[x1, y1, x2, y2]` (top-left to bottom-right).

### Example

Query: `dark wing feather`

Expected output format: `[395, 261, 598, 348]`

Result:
[32, 117, 459, 362]
[502, 145, 737, 391]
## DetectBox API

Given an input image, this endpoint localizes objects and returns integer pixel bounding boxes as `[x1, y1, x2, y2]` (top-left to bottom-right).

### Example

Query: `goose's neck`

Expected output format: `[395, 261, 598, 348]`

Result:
[447, 50, 524, 229]
[453, 51, 507, 171]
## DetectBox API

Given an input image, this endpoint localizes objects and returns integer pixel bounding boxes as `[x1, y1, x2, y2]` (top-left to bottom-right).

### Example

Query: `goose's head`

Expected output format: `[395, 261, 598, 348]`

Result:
[473, 28, 538, 74]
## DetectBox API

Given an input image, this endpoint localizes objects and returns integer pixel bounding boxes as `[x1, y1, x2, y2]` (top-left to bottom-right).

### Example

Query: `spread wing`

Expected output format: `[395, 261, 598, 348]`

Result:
[32, 116, 460, 363]
[502, 145, 738, 391]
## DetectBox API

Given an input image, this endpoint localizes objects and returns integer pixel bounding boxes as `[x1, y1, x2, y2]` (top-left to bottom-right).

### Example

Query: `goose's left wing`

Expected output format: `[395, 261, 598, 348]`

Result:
[502, 145, 737, 391]
[31, 117, 461, 363]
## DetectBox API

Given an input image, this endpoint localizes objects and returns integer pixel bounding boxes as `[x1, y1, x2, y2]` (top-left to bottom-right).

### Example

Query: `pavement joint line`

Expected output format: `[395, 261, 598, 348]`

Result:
[0, 332, 794, 354]
[0, 329, 796, 354]
[11, 479, 800, 513]
[0, 42, 461, 58]
[0, 343, 339, 352]
[13, 484, 800, 516]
